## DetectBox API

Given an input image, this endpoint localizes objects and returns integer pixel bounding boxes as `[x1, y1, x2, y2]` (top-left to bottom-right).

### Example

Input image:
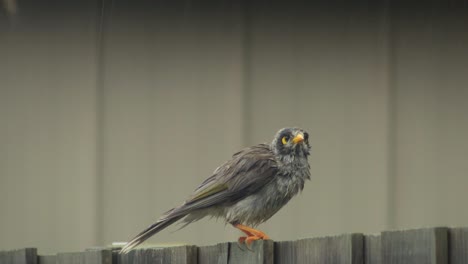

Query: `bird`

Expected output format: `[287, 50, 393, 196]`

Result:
[120, 127, 311, 254]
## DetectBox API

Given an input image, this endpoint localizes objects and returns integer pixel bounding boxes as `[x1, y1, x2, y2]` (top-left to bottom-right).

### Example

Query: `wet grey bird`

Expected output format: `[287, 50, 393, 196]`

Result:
[120, 127, 311, 254]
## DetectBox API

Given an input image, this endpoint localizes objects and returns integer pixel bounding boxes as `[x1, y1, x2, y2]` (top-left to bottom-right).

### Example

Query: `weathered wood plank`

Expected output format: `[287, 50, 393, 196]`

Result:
[274, 240, 295, 264]
[4, 226, 468, 263]
[0, 250, 10, 264]
[449, 227, 468, 264]
[0, 248, 37, 264]
[274, 233, 363, 264]
[55, 249, 111, 264]
[228, 240, 274, 264]
[167, 246, 197, 264]
[198, 243, 229, 264]
[37, 255, 56, 264]
[84, 249, 112, 264]
[364, 234, 381, 264]
[118, 248, 164, 264]
[57, 252, 84, 264]
[381, 227, 448, 264]
[118, 246, 197, 264]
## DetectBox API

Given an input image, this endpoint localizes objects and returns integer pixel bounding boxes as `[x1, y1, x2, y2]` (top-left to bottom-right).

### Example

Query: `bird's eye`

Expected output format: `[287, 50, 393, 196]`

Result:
[281, 136, 289, 145]
[304, 132, 309, 141]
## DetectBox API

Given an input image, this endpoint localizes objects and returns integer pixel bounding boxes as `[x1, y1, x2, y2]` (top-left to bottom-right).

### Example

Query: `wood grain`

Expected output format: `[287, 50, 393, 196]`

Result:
[118, 246, 197, 264]
[364, 234, 381, 264]
[381, 227, 448, 264]
[449, 227, 468, 264]
[274, 234, 363, 264]
[0, 248, 37, 264]
[198, 243, 229, 264]
[228, 240, 273, 264]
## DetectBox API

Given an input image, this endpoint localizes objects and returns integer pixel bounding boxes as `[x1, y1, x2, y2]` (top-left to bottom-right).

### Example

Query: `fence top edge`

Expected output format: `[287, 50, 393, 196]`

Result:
[3, 226, 468, 256]
[381, 226, 449, 235]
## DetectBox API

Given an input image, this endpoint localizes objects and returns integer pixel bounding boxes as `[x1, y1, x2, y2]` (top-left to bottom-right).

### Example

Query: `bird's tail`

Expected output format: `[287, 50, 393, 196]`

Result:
[119, 213, 185, 254]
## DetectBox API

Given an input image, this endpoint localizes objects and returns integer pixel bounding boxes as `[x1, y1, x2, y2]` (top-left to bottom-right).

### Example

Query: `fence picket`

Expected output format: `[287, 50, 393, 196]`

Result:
[2, 227, 468, 264]
[364, 234, 381, 264]
[227, 240, 274, 264]
[381, 227, 448, 264]
[198, 243, 229, 264]
[0, 248, 37, 264]
[449, 227, 468, 264]
[118, 246, 196, 264]
[274, 233, 363, 264]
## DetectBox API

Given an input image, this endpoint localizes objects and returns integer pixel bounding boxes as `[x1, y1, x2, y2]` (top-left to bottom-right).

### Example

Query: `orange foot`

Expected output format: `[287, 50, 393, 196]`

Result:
[234, 224, 270, 248]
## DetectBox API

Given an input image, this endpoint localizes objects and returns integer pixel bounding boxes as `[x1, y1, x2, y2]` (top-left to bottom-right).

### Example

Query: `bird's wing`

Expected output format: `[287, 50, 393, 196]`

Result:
[174, 144, 279, 215]
[120, 144, 278, 254]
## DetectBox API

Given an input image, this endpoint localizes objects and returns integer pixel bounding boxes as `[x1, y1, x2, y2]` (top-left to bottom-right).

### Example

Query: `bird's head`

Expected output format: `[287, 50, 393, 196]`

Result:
[272, 127, 311, 157]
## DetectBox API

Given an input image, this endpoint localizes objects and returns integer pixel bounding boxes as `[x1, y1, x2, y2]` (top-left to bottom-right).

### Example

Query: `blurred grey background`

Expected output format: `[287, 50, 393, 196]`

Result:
[1, 0, 468, 254]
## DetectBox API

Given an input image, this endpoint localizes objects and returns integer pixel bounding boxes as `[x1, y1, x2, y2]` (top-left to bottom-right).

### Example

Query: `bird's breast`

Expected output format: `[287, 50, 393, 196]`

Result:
[224, 167, 308, 226]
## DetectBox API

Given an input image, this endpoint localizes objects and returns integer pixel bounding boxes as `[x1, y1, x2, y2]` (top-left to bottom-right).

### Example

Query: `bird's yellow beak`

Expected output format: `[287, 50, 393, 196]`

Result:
[292, 133, 304, 144]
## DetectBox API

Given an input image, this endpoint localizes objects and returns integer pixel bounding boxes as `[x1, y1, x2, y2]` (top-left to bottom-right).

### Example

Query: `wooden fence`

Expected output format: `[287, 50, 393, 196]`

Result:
[0, 227, 467, 264]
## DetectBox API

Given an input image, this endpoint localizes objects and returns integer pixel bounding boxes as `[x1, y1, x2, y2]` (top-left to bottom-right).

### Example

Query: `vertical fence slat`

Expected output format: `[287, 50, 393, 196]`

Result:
[5, 226, 468, 263]
[168, 246, 197, 264]
[275, 233, 363, 264]
[364, 234, 381, 264]
[0, 248, 37, 264]
[56, 249, 111, 264]
[0, 250, 4, 264]
[84, 249, 112, 264]
[274, 240, 295, 263]
[118, 246, 196, 264]
[382, 227, 448, 264]
[37, 255, 56, 264]
[0, 250, 11, 264]
[449, 227, 468, 264]
[118, 248, 165, 264]
[198, 243, 229, 264]
[57, 252, 84, 264]
[227, 240, 274, 264]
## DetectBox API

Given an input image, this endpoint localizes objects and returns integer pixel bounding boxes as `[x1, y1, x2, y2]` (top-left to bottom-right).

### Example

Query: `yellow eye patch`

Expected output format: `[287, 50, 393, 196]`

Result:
[282, 136, 288, 145]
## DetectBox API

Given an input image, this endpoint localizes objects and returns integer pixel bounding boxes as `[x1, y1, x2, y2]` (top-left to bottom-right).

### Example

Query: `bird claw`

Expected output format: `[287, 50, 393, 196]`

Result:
[234, 223, 270, 251]
[245, 235, 262, 245]
[237, 235, 265, 251]
[236, 237, 248, 251]
[238, 236, 247, 244]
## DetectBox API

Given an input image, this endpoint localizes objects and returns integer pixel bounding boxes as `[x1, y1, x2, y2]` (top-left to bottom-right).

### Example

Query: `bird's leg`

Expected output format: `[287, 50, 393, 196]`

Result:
[233, 224, 270, 247]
